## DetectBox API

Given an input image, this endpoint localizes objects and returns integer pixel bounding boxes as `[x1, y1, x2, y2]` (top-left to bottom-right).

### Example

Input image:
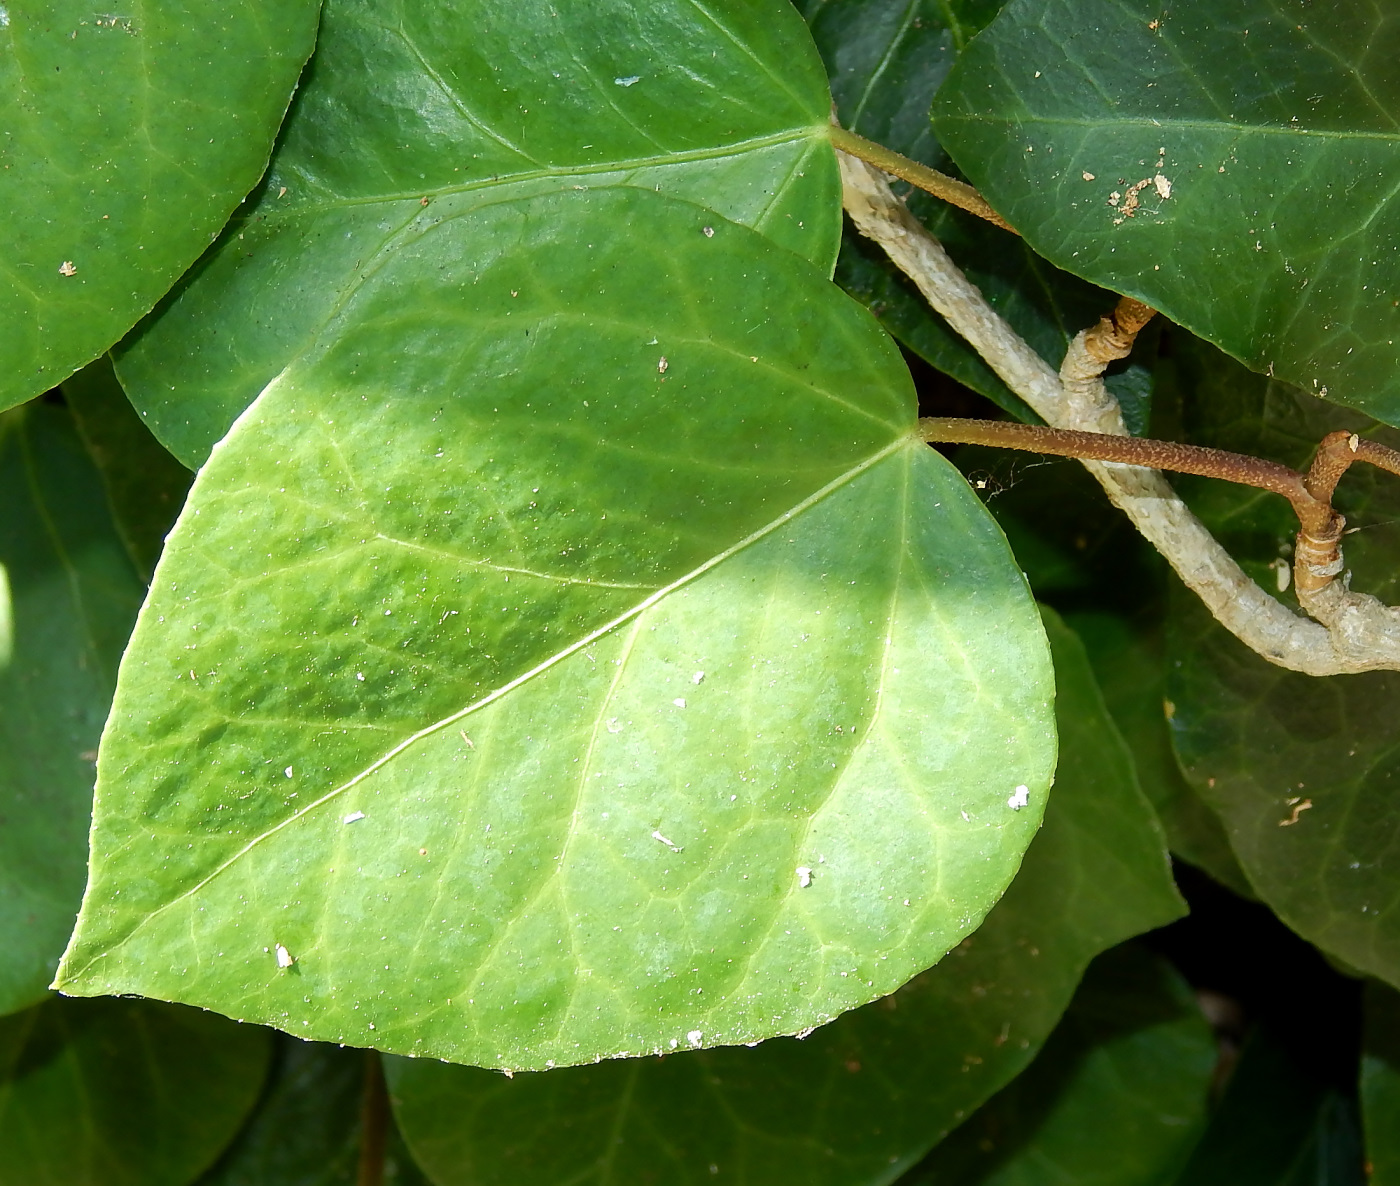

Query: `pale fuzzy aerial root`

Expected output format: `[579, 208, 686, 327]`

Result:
[837, 149, 1400, 675]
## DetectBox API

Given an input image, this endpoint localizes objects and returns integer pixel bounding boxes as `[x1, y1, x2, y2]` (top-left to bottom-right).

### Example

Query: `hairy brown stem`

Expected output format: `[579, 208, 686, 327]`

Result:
[356, 1052, 389, 1186]
[826, 125, 1016, 233]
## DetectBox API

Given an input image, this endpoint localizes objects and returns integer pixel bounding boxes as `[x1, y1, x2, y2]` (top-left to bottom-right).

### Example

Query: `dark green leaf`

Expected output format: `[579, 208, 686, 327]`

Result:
[0, 0, 321, 412]
[1161, 334, 1400, 990]
[114, 0, 841, 467]
[197, 1041, 430, 1186]
[934, 0, 1400, 426]
[380, 607, 1182, 1186]
[58, 193, 1056, 1068]
[902, 944, 1216, 1186]
[0, 996, 271, 1186]
[62, 357, 192, 582]
[799, 0, 1158, 428]
[1169, 1025, 1366, 1186]
[1066, 610, 1252, 899]
[1363, 983, 1400, 1186]
[0, 401, 144, 1015]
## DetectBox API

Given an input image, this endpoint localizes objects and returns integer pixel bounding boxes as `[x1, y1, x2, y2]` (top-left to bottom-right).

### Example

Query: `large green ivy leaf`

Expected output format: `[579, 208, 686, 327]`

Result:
[384, 608, 1182, 1185]
[799, 0, 1161, 430]
[57, 192, 1056, 1069]
[902, 945, 1215, 1186]
[0, 0, 321, 412]
[0, 401, 144, 1015]
[114, 0, 841, 467]
[63, 358, 193, 582]
[0, 996, 271, 1186]
[1363, 983, 1400, 1186]
[1160, 334, 1400, 989]
[934, 0, 1400, 426]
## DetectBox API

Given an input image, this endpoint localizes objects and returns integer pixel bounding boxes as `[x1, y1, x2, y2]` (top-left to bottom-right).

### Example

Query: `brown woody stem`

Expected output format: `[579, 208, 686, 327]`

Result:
[827, 126, 1016, 233]
[919, 418, 1347, 590]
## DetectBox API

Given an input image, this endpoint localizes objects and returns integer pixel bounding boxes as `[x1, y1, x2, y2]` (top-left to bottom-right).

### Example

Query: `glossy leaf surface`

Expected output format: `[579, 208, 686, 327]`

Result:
[1364, 983, 1400, 1186]
[935, 0, 1400, 425]
[0, 0, 321, 411]
[63, 358, 192, 582]
[0, 996, 271, 1186]
[1161, 334, 1400, 989]
[115, 0, 841, 467]
[904, 945, 1215, 1186]
[800, 0, 1158, 430]
[386, 609, 1182, 1185]
[58, 193, 1055, 1068]
[0, 402, 144, 1015]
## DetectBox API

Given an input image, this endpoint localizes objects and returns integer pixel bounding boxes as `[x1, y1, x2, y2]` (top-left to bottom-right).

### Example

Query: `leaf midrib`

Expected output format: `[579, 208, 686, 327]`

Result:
[60, 433, 918, 981]
[267, 128, 827, 224]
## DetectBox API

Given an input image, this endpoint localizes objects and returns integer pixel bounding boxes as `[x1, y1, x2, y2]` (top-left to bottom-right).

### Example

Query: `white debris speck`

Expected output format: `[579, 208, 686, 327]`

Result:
[795, 1026, 816, 1040]
[692, 671, 705, 684]
[1153, 173, 1172, 199]
[343, 811, 366, 824]
[658, 356, 668, 374]
[796, 866, 814, 888]
[0, 9, 9, 28]
[284, 766, 294, 779]
[356, 672, 365, 681]
[1008, 785, 1030, 810]
[669, 1038, 679, 1049]
[702, 226, 715, 237]
[687, 1030, 704, 1047]
[673, 697, 687, 708]
[58, 260, 77, 277]
[651, 830, 681, 851]
[275, 944, 294, 968]
[614, 75, 641, 87]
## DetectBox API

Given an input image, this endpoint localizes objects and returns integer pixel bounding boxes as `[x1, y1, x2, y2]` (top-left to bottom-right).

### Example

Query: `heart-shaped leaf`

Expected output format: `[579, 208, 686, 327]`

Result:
[0, 402, 144, 1015]
[0, 0, 321, 412]
[114, 0, 841, 467]
[57, 190, 1055, 1068]
[934, 0, 1400, 426]
[381, 608, 1182, 1186]
[0, 996, 270, 1186]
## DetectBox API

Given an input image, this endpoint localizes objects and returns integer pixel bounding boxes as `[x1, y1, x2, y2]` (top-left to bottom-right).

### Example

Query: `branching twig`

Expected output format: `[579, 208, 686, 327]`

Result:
[837, 148, 1400, 675]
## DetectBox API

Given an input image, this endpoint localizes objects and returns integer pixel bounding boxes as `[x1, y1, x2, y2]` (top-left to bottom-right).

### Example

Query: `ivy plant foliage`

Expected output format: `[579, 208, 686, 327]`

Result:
[934, 0, 1400, 426]
[385, 609, 1182, 1186]
[0, 0, 322, 414]
[1160, 334, 1400, 990]
[799, 0, 1158, 434]
[0, 996, 271, 1186]
[56, 179, 1057, 1066]
[113, 0, 843, 468]
[0, 401, 145, 1015]
[903, 945, 1215, 1186]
